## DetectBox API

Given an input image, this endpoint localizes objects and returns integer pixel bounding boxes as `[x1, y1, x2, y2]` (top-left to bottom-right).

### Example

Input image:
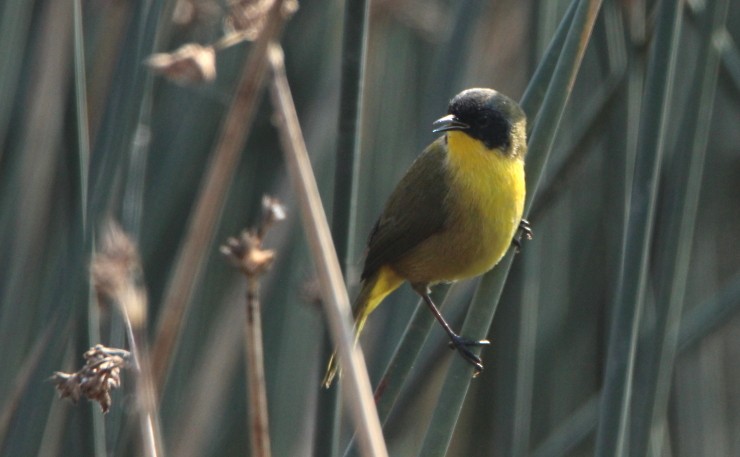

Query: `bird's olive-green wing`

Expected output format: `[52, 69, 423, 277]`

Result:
[361, 138, 450, 280]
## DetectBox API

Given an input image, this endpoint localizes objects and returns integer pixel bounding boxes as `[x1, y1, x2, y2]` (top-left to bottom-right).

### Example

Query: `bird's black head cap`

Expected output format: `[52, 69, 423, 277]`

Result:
[435, 88, 526, 155]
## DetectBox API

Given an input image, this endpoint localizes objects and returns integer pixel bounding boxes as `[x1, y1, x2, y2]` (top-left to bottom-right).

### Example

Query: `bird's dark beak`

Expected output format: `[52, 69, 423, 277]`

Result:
[432, 114, 469, 133]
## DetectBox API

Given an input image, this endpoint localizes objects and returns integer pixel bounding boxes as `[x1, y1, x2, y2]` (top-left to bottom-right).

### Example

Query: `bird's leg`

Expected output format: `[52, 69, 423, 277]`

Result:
[511, 218, 533, 252]
[412, 284, 490, 375]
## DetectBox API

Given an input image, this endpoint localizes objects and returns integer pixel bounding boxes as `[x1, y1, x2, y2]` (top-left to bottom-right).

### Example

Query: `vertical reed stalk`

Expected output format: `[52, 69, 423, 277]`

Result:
[243, 276, 272, 457]
[268, 43, 388, 457]
[319, 0, 370, 454]
[221, 205, 285, 457]
[331, 0, 369, 268]
[594, 0, 683, 454]
[629, 1, 729, 455]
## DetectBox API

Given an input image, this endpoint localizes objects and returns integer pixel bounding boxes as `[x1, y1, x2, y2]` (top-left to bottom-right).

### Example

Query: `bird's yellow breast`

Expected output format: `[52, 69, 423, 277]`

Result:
[394, 131, 525, 284]
[443, 131, 525, 278]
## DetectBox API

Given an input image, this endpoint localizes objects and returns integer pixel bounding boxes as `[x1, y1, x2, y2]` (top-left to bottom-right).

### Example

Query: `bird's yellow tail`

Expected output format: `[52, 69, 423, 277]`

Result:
[322, 266, 403, 388]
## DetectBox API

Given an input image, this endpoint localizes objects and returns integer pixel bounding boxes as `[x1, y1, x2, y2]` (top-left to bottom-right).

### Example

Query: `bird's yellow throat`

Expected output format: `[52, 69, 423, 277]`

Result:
[444, 130, 526, 276]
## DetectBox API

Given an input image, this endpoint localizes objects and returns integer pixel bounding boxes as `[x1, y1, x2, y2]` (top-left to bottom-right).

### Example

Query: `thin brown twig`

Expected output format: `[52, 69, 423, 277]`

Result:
[95, 222, 163, 457]
[267, 43, 388, 457]
[121, 300, 163, 457]
[150, 0, 291, 394]
[221, 196, 285, 457]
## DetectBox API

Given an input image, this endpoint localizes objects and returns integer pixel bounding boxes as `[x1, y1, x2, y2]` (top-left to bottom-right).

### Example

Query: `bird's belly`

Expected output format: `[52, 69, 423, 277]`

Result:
[396, 201, 519, 283]
[393, 143, 525, 284]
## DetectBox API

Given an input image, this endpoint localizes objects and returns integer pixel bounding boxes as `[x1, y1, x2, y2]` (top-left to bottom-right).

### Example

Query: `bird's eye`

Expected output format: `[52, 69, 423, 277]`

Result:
[476, 117, 490, 128]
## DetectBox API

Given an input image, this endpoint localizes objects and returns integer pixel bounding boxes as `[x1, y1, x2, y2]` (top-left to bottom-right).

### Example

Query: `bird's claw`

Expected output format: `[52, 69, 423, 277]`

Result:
[512, 219, 533, 253]
[448, 335, 490, 375]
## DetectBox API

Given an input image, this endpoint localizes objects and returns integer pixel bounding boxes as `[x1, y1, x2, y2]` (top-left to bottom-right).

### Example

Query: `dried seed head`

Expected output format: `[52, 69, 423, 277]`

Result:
[91, 222, 138, 299]
[224, 0, 298, 42]
[147, 43, 216, 85]
[52, 345, 130, 414]
[91, 222, 147, 327]
[51, 371, 82, 404]
[224, 0, 271, 40]
[221, 231, 276, 276]
[262, 195, 286, 223]
[221, 195, 284, 276]
[258, 195, 286, 238]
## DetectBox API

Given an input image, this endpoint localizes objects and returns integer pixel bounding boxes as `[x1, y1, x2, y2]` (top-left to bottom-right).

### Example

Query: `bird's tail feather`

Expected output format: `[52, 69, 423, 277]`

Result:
[322, 266, 403, 388]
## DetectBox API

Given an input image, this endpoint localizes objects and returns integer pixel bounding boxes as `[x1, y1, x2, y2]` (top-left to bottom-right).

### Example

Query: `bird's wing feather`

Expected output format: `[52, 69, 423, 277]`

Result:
[361, 138, 450, 280]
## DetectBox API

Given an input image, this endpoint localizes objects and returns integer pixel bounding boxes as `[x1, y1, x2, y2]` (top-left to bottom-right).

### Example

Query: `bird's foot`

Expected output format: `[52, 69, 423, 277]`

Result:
[512, 219, 533, 253]
[447, 335, 490, 376]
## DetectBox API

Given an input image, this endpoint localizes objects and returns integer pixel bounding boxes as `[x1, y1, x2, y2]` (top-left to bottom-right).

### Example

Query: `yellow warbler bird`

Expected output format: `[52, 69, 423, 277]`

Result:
[323, 88, 530, 388]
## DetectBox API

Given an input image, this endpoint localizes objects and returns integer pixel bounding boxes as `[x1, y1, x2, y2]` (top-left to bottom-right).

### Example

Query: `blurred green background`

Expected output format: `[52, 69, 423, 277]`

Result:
[1, 0, 739, 456]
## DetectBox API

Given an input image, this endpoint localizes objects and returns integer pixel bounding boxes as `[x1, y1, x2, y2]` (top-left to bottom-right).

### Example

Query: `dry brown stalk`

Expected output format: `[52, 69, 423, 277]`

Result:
[267, 43, 388, 457]
[221, 196, 285, 457]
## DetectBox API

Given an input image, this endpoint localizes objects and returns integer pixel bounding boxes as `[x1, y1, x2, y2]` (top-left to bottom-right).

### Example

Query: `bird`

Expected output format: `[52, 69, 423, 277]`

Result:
[323, 88, 530, 388]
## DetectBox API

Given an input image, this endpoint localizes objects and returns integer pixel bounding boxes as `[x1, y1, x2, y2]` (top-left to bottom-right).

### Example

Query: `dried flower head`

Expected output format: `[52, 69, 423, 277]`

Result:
[221, 195, 285, 277]
[221, 231, 276, 276]
[91, 222, 138, 298]
[52, 345, 130, 414]
[258, 195, 286, 238]
[91, 221, 147, 327]
[224, 0, 271, 40]
[146, 43, 216, 85]
[223, 0, 298, 42]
